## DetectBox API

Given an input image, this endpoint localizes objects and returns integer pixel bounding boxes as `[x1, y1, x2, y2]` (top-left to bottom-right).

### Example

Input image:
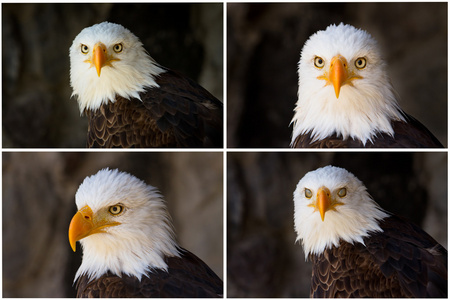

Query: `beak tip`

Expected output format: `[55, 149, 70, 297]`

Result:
[69, 235, 77, 252]
[93, 43, 106, 77]
[317, 187, 330, 222]
[69, 239, 76, 252]
[333, 83, 341, 99]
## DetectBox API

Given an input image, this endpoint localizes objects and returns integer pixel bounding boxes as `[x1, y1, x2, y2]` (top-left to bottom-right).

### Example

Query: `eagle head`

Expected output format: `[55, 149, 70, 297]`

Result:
[293, 165, 388, 257]
[291, 23, 405, 145]
[69, 22, 164, 113]
[69, 168, 179, 282]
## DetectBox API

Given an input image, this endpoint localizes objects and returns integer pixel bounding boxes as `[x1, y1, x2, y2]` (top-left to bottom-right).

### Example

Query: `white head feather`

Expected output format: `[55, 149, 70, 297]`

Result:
[69, 22, 165, 113]
[291, 23, 405, 145]
[293, 165, 389, 257]
[74, 168, 179, 282]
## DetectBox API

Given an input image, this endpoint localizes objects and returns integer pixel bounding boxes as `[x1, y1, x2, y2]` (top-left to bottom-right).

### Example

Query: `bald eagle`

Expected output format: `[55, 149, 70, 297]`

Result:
[293, 165, 447, 297]
[69, 22, 223, 148]
[68, 168, 223, 297]
[290, 23, 443, 148]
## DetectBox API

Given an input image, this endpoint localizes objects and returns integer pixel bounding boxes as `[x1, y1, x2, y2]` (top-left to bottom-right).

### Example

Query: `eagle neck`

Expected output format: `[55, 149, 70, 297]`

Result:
[74, 201, 181, 284]
[71, 55, 165, 114]
[291, 80, 405, 146]
[297, 197, 389, 258]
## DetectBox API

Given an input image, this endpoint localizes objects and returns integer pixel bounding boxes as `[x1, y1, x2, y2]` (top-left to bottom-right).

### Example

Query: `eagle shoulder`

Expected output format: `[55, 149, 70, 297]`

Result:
[291, 113, 443, 148]
[310, 216, 447, 298]
[76, 248, 223, 298]
[365, 215, 447, 298]
[310, 241, 407, 297]
[86, 69, 223, 148]
[142, 69, 223, 147]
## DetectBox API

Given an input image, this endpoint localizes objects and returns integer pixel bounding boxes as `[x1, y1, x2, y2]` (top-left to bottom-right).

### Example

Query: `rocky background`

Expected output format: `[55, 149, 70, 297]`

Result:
[2, 3, 223, 148]
[227, 152, 447, 297]
[2, 152, 223, 297]
[227, 2, 447, 147]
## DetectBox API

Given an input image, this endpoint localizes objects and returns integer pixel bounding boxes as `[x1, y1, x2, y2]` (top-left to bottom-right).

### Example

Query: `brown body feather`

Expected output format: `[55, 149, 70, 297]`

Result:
[86, 69, 223, 148]
[310, 215, 447, 298]
[292, 113, 443, 148]
[76, 248, 223, 298]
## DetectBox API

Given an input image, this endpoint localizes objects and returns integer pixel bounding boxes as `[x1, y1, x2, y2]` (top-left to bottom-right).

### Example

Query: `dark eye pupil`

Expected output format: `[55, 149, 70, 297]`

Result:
[110, 205, 122, 214]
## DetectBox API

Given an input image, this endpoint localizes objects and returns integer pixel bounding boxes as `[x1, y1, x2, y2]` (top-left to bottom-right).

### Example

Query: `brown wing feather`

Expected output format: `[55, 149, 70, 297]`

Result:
[311, 242, 407, 297]
[292, 113, 443, 148]
[86, 69, 223, 148]
[310, 216, 447, 298]
[76, 248, 223, 298]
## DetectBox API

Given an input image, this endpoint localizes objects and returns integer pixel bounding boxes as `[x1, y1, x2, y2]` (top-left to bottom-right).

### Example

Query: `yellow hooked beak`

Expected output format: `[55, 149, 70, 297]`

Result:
[318, 55, 362, 99]
[93, 43, 107, 77]
[329, 56, 348, 99]
[308, 187, 344, 221]
[68, 205, 120, 251]
[86, 42, 120, 77]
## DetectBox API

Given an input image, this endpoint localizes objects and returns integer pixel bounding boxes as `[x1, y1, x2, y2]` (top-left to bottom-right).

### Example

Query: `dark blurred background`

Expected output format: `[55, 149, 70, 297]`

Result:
[2, 152, 223, 297]
[227, 2, 447, 147]
[2, 3, 223, 148]
[227, 152, 447, 297]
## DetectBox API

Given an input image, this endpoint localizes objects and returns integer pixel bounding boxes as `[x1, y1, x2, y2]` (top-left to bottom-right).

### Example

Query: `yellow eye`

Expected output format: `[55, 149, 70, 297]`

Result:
[338, 188, 347, 198]
[305, 188, 313, 199]
[355, 57, 366, 69]
[113, 43, 123, 53]
[314, 56, 325, 69]
[81, 44, 89, 54]
[109, 205, 123, 215]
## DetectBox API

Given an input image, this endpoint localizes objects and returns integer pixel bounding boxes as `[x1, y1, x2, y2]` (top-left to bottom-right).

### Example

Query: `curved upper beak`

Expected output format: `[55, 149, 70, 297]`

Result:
[308, 186, 344, 222]
[317, 187, 332, 221]
[93, 43, 107, 77]
[329, 56, 348, 99]
[317, 55, 362, 99]
[68, 205, 120, 252]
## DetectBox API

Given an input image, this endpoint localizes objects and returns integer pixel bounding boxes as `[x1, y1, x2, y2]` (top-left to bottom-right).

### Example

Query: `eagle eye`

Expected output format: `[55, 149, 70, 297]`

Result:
[81, 44, 89, 54]
[113, 43, 123, 53]
[314, 56, 325, 69]
[305, 188, 313, 199]
[109, 204, 123, 215]
[338, 188, 347, 198]
[355, 57, 367, 69]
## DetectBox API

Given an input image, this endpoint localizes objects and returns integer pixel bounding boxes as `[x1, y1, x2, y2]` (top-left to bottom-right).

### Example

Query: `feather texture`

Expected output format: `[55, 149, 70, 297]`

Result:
[292, 113, 443, 148]
[294, 166, 447, 298]
[70, 22, 222, 148]
[310, 216, 447, 297]
[86, 69, 223, 148]
[76, 248, 223, 298]
[71, 169, 223, 297]
[290, 23, 442, 148]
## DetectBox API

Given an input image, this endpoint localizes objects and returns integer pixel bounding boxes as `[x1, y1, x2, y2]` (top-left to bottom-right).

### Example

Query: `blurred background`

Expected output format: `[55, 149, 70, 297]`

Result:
[2, 152, 223, 297]
[2, 3, 223, 148]
[227, 152, 447, 297]
[227, 2, 447, 147]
